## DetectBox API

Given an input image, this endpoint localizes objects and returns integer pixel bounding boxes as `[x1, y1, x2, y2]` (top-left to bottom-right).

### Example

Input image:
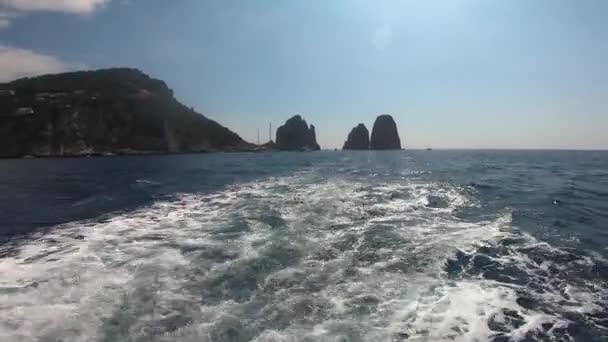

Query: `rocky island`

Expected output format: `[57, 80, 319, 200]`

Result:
[370, 114, 402, 150]
[275, 115, 321, 151]
[343, 123, 370, 150]
[0, 69, 405, 157]
[342, 115, 402, 150]
[0, 68, 254, 158]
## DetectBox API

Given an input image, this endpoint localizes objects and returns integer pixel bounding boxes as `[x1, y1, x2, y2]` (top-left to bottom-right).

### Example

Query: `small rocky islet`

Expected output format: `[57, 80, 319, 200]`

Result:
[274, 115, 320, 151]
[342, 115, 402, 150]
[343, 124, 369, 150]
[0, 68, 403, 157]
[370, 114, 402, 150]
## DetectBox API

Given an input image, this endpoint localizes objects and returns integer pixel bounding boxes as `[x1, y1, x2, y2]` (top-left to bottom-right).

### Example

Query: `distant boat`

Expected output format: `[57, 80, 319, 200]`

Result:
[426, 148, 433, 151]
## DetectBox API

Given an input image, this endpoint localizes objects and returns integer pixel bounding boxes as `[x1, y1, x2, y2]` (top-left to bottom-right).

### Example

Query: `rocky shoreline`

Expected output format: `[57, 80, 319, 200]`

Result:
[1, 68, 405, 157]
[0, 68, 254, 158]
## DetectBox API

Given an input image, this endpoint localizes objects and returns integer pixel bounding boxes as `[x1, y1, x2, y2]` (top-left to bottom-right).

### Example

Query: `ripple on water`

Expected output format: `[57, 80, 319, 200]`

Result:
[0, 171, 606, 341]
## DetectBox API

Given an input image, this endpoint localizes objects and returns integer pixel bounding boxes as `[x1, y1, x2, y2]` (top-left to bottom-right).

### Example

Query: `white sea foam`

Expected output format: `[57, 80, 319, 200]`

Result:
[0, 170, 605, 341]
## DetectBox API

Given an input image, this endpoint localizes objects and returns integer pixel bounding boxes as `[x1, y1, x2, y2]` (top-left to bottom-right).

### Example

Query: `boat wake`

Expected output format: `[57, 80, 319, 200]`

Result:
[0, 169, 606, 341]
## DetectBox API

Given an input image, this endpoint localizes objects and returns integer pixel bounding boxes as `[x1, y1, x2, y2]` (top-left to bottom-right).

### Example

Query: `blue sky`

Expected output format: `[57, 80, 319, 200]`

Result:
[0, 0, 607, 149]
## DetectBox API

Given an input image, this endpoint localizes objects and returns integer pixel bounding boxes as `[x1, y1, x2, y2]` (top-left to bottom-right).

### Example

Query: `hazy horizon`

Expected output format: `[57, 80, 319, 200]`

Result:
[1, 0, 606, 149]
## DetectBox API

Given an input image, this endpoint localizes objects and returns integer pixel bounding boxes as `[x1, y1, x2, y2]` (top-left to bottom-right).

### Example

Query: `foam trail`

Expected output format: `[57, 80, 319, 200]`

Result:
[0, 169, 606, 341]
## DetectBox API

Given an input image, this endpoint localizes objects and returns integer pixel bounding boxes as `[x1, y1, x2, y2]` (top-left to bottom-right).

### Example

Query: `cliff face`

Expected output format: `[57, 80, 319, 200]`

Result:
[370, 114, 402, 150]
[275, 115, 321, 151]
[343, 123, 370, 150]
[0, 68, 253, 157]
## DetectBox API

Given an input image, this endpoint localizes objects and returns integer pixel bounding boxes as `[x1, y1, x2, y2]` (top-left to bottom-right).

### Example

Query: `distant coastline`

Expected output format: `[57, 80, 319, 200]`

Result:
[2, 68, 603, 159]
[0, 68, 407, 158]
[0, 68, 257, 158]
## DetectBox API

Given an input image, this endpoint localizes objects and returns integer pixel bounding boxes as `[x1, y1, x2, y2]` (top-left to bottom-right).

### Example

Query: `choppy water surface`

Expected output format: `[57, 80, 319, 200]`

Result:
[0, 151, 607, 341]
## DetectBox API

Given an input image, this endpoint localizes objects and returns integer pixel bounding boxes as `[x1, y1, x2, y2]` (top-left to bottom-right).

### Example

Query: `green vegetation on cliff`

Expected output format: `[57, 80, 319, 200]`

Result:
[0, 68, 253, 157]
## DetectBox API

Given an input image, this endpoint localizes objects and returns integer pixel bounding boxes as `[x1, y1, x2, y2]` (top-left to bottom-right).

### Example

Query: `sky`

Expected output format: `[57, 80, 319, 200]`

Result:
[0, 0, 607, 149]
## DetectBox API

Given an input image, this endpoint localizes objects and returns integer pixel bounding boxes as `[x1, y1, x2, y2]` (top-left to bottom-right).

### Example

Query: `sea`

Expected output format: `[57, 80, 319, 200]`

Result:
[0, 150, 607, 342]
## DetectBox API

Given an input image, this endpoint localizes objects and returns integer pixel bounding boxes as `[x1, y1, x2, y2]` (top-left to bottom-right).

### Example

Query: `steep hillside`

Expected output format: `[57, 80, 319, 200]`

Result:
[0, 68, 253, 157]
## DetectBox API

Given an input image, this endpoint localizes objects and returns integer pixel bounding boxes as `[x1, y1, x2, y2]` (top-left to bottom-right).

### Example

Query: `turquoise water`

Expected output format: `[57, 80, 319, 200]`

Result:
[0, 151, 607, 341]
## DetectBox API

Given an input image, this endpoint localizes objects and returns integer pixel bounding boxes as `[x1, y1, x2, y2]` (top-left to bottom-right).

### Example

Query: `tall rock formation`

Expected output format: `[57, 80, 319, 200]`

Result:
[343, 123, 369, 150]
[0, 68, 254, 157]
[275, 115, 321, 151]
[370, 114, 402, 150]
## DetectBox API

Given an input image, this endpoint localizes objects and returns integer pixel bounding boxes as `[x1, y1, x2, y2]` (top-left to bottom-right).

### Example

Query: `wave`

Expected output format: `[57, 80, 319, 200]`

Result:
[0, 170, 606, 341]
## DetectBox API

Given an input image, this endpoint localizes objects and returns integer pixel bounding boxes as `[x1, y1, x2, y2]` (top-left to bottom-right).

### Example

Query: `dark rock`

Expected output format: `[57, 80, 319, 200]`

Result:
[309, 124, 320, 150]
[0, 68, 254, 157]
[342, 123, 369, 150]
[370, 114, 402, 150]
[275, 115, 321, 151]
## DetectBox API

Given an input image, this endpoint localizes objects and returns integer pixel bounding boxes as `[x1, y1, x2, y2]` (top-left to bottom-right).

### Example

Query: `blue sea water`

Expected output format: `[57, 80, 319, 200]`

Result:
[0, 150, 607, 341]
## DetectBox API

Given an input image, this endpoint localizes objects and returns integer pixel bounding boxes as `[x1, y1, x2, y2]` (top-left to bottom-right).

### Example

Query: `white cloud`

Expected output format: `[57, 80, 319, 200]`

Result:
[371, 24, 393, 51]
[0, 0, 109, 14]
[0, 45, 80, 82]
[0, 0, 109, 28]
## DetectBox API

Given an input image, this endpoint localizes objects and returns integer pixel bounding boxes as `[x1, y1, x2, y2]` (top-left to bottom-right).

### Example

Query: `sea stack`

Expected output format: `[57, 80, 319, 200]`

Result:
[275, 115, 321, 151]
[343, 123, 369, 150]
[370, 114, 402, 150]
